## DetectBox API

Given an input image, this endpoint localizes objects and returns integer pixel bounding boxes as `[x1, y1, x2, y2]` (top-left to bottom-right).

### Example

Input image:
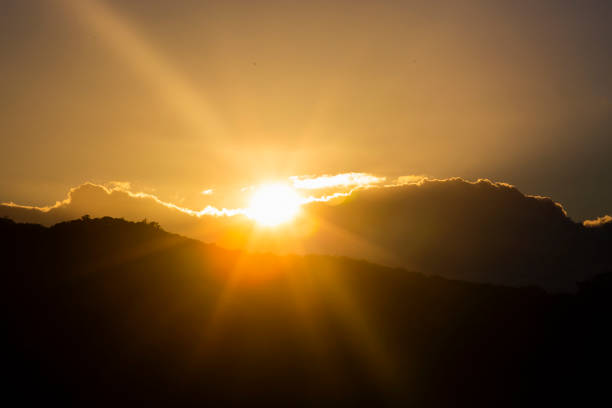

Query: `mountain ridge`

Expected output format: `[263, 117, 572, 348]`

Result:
[2, 216, 610, 406]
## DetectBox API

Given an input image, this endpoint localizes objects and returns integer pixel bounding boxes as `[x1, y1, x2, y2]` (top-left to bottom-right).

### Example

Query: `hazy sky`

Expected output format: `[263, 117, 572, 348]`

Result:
[1, 0, 611, 220]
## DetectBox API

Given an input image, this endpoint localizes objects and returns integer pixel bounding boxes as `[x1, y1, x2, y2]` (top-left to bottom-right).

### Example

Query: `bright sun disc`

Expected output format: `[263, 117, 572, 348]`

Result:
[247, 184, 301, 226]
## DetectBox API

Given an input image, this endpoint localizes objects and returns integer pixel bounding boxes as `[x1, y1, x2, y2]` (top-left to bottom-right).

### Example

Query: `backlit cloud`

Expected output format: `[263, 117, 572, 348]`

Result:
[391, 175, 428, 186]
[290, 173, 385, 190]
[583, 215, 612, 227]
[1, 182, 244, 218]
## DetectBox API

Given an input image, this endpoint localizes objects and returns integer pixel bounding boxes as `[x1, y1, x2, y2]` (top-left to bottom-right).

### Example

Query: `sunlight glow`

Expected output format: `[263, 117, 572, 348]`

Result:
[290, 173, 384, 190]
[247, 184, 301, 226]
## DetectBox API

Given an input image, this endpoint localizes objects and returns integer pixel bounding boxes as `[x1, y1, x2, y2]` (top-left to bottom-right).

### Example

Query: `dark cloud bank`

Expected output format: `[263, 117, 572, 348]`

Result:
[305, 179, 611, 291]
[2, 178, 610, 291]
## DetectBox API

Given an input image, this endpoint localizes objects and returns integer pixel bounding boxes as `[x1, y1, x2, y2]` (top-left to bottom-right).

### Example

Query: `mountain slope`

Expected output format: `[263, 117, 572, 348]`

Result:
[2, 217, 610, 406]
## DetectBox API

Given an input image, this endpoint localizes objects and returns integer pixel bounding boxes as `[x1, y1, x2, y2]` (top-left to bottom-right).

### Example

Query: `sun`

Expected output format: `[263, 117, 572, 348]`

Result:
[247, 184, 302, 226]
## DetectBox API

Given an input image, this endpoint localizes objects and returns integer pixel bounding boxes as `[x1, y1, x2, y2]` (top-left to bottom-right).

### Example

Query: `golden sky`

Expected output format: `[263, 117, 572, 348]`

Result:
[1, 0, 611, 219]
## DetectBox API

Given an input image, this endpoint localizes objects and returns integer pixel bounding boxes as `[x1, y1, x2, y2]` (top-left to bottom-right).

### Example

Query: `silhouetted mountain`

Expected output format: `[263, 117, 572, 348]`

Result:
[4, 179, 611, 291]
[2, 217, 611, 406]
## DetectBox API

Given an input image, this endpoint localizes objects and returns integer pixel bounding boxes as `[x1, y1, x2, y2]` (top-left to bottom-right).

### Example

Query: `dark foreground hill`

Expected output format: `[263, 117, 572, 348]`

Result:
[2, 217, 611, 406]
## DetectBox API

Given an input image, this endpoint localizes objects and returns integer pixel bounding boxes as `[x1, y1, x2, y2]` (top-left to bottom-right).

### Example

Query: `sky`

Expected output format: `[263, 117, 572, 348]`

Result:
[1, 0, 611, 220]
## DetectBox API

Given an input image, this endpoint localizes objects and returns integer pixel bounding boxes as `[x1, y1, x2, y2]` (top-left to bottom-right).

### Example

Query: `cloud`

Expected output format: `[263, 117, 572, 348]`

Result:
[392, 175, 428, 186]
[1, 182, 245, 223]
[290, 173, 384, 190]
[298, 178, 589, 288]
[583, 215, 612, 227]
[107, 181, 131, 190]
[2, 176, 610, 291]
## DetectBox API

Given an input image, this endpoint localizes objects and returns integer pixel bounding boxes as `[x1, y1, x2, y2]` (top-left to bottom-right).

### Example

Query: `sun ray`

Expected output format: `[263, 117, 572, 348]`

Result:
[59, 0, 225, 141]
